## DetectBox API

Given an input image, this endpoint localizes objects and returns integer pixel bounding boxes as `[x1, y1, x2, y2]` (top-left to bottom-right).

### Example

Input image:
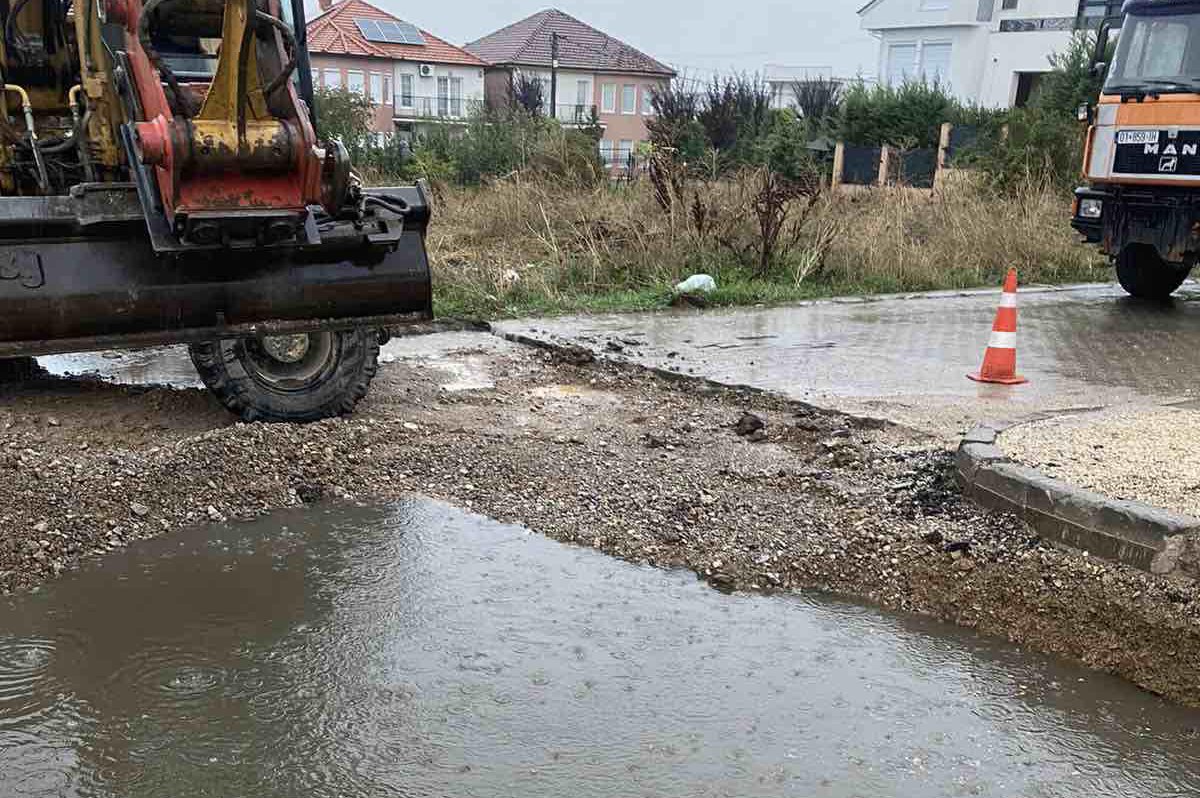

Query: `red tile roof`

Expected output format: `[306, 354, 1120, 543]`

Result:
[466, 9, 675, 77]
[307, 0, 487, 67]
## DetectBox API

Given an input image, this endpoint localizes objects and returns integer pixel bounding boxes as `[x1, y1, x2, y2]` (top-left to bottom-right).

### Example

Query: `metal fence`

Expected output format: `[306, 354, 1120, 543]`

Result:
[832, 122, 972, 192]
[392, 95, 483, 121]
[551, 104, 599, 125]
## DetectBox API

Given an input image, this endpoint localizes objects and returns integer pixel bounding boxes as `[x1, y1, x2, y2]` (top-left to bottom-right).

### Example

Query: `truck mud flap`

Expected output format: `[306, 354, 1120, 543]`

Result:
[0, 229, 433, 357]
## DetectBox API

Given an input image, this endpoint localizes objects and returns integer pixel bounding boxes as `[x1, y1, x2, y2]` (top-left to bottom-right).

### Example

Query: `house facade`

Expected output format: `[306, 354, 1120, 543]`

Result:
[859, 0, 1123, 108]
[307, 0, 488, 141]
[466, 9, 676, 169]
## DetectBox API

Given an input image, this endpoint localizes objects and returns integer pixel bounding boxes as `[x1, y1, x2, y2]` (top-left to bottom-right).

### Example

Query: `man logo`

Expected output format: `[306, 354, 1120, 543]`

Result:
[1160, 156, 1179, 173]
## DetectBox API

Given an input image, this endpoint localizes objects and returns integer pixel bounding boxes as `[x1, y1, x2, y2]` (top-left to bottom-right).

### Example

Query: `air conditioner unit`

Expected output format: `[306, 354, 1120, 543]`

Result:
[419, 64, 435, 78]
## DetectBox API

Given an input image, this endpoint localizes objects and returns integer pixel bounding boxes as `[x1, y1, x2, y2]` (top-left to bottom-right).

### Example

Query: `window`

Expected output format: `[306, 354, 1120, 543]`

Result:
[383, 76, 391, 105]
[977, 0, 994, 21]
[599, 139, 614, 166]
[886, 44, 916, 86]
[311, 68, 320, 87]
[1107, 13, 1198, 85]
[1001, 0, 1018, 8]
[323, 68, 341, 89]
[618, 139, 633, 167]
[370, 72, 383, 105]
[399, 74, 414, 107]
[576, 80, 589, 105]
[642, 86, 654, 115]
[1077, 0, 1124, 30]
[450, 76, 463, 117]
[920, 42, 952, 84]
[621, 84, 636, 114]
[347, 70, 365, 96]
[437, 76, 449, 116]
[601, 83, 616, 113]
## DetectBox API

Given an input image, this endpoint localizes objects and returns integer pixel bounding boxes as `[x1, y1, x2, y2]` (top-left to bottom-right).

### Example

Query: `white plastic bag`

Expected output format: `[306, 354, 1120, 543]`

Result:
[675, 274, 717, 294]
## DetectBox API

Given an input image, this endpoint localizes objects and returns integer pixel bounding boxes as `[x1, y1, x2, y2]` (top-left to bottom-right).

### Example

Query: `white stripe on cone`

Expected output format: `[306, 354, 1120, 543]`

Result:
[988, 331, 1017, 349]
[999, 293, 1017, 308]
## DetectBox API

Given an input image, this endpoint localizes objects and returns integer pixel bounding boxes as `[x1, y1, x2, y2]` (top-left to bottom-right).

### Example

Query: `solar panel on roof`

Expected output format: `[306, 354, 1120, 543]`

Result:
[394, 21, 426, 45]
[353, 17, 425, 45]
[354, 18, 383, 41]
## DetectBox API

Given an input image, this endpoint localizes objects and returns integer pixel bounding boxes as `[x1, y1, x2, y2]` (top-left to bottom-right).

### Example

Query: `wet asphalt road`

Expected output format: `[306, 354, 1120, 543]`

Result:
[40, 283, 1200, 440]
[494, 283, 1200, 438]
[2, 500, 1199, 798]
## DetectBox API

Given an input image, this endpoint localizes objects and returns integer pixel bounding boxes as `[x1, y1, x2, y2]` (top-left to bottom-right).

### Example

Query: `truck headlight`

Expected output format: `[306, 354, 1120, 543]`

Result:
[1078, 198, 1103, 219]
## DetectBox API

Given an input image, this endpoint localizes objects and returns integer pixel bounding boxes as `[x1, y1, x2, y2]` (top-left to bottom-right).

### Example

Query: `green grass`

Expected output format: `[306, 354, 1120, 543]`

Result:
[432, 258, 1108, 320]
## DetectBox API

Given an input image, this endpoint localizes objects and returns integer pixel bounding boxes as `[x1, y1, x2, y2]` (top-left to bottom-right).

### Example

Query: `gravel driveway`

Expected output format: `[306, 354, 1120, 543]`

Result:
[1001, 407, 1200, 519]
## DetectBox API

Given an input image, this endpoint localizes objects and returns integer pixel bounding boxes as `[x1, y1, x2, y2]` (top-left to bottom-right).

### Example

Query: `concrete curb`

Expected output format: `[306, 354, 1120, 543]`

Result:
[956, 425, 1200, 580]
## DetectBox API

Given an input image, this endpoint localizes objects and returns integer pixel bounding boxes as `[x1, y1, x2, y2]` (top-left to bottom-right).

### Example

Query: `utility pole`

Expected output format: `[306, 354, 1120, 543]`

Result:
[550, 31, 560, 119]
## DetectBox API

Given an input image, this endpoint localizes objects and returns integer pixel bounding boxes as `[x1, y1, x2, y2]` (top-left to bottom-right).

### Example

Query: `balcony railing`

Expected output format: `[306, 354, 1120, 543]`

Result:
[550, 103, 599, 124]
[393, 95, 482, 121]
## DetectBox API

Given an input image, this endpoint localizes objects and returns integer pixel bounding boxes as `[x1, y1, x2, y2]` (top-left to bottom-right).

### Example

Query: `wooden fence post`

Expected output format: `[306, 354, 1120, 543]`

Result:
[832, 141, 845, 190]
[877, 145, 891, 187]
[935, 122, 952, 191]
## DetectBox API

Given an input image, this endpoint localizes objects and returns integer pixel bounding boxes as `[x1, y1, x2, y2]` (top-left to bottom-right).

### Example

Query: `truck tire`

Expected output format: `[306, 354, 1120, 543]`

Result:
[1115, 245, 1191, 299]
[189, 329, 380, 423]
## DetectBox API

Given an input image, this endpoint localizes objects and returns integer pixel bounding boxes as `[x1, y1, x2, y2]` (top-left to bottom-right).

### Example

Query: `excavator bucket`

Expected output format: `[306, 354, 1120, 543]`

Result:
[0, 184, 433, 358]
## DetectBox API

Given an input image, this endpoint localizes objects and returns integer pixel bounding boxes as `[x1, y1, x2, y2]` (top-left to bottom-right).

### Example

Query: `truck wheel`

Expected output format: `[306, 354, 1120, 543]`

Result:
[1115, 245, 1191, 299]
[189, 329, 380, 423]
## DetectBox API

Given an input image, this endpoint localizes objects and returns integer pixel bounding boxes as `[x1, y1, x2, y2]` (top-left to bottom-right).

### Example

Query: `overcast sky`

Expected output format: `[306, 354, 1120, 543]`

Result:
[334, 1, 879, 81]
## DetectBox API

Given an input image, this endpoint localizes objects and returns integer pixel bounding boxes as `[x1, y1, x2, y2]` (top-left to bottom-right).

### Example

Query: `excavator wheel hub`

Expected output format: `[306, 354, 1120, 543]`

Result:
[245, 332, 334, 390]
[261, 333, 311, 364]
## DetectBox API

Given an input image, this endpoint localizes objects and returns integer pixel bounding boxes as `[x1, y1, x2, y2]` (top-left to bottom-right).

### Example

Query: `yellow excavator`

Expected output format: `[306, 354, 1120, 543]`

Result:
[1072, 0, 1200, 298]
[0, 0, 432, 420]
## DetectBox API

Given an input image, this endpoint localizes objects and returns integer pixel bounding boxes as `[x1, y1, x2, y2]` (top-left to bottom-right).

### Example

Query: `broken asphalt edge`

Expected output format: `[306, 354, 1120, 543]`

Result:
[495, 329, 896, 433]
[495, 325, 1200, 580]
[956, 424, 1200, 580]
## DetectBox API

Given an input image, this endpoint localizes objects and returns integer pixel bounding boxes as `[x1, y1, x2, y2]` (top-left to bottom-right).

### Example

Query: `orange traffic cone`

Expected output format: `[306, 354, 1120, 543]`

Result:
[968, 268, 1027, 385]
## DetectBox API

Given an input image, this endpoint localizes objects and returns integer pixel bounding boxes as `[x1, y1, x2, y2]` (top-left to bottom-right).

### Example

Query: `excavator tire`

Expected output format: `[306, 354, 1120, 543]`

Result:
[189, 328, 380, 423]
[1115, 245, 1191, 300]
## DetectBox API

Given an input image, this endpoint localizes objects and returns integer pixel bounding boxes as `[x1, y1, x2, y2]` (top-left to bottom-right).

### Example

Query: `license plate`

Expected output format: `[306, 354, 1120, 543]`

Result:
[1117, 130, 1160, 145]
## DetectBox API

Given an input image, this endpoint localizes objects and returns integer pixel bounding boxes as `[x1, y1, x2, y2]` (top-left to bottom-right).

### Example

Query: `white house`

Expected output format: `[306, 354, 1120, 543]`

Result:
[858, 0, 1123, 108]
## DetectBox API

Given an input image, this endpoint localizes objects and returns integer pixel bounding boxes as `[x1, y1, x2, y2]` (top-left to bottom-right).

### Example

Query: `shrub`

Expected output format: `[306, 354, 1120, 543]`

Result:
[969, 31, 1104, 192]
[697, 74, 773, 167]
[791, 77, 843, 132]
[312, 86, 374, 157]
[647, 78, 707, 164]
[839, 80, 962, 149]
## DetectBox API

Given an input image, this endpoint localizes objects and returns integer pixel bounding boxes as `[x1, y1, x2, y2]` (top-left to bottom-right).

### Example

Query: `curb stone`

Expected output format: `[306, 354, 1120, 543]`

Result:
[956, 425, 1200, 579]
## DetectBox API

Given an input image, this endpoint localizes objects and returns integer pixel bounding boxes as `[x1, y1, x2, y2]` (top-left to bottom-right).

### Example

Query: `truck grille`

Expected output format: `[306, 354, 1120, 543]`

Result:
[1112, 129, 1200, 177]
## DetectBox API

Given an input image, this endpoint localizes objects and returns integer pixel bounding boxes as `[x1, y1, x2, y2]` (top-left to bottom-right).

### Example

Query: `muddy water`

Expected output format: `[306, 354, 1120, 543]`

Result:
[2, 500, 1199, 797]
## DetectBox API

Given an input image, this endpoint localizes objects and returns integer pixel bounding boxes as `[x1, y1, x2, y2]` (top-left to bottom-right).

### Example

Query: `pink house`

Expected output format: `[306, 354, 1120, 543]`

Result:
[466, 9, 676, 170]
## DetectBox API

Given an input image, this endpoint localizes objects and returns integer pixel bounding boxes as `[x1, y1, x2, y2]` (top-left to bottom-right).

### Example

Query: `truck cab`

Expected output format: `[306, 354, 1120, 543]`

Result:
[1073, 0, 1200, 297]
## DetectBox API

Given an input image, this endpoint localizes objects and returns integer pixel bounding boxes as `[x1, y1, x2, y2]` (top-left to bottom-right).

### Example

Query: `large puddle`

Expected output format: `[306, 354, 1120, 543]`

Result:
[1, 500, 1198, 797]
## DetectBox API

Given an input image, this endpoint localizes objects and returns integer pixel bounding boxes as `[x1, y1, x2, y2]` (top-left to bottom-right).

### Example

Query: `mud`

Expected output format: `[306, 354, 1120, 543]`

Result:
[3, 334, 1200, 705]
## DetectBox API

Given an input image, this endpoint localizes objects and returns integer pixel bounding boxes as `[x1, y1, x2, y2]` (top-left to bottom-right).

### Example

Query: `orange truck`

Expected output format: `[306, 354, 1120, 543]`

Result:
[1073, 0, 1200, 297]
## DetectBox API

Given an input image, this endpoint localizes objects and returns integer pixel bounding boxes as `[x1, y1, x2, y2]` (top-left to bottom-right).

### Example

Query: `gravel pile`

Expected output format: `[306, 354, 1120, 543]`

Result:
[1001, 407, 1200, 518]
[4, 342, 1200, 704]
